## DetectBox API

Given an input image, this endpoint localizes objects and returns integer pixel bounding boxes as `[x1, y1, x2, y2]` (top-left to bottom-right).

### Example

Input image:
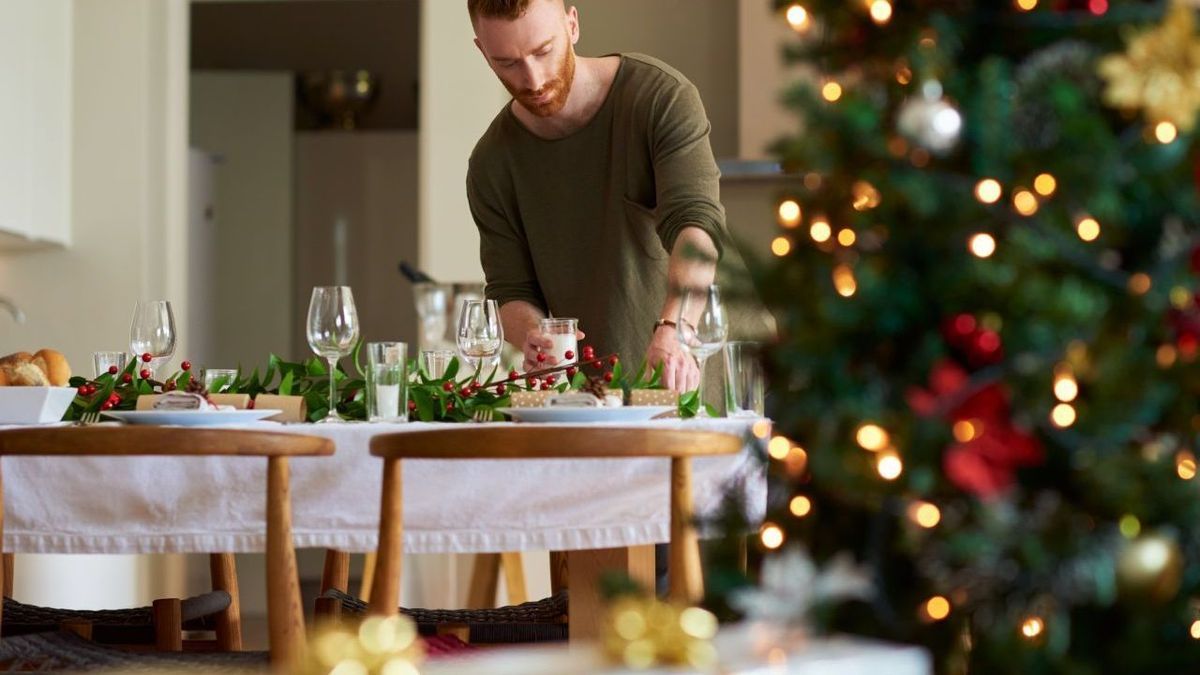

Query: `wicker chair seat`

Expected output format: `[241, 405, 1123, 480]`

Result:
[0, 630, 268, 672]
[322, 588, 568, 644]
[1, 591, 231, 644]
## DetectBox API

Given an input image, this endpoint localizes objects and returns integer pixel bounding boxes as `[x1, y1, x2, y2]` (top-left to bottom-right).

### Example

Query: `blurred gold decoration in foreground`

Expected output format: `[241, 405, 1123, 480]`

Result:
[303, 615, 424, 675]
[603, 596, 719, 669]
[1099, 0, 1200, 131]
[1116, 532, 1185, 604]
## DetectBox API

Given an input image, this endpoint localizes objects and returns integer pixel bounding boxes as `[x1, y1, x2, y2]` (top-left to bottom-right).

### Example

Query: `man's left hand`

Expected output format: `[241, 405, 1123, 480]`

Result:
[644, 326, 699, 394]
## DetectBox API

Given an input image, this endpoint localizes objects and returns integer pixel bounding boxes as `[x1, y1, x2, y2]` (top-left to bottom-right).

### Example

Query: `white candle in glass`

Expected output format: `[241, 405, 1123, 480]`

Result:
[540, 318, 578, 365]
[374, 383, 401, 420]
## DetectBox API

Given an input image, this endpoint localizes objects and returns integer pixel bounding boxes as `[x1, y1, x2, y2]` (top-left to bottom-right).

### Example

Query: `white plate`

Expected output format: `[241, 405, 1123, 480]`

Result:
[101, 409, 282, 426]
[496, 405, 675, 423]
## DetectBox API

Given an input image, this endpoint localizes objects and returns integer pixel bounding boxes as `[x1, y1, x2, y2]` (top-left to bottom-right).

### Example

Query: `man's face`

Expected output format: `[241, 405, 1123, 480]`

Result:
[473, 1, 579, 118]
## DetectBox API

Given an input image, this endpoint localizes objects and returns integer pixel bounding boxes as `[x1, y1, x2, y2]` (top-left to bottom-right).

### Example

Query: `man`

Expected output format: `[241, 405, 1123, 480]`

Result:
[466, 0, 749, 393]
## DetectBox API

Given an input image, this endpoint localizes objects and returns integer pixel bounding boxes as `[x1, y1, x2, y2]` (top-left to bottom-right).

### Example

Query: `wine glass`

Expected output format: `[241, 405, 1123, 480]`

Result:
[306, 286, 360, 423]
[457, 299, 504, 376]
[129, 300, 176, 377]
[677, 284, 729, 417]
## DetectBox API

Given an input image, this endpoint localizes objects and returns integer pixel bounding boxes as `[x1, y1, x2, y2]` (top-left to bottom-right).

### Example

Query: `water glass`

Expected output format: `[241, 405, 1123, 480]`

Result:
[539, 317, 578, 366]
[413, 282, 451, 349]
[367, 342, 408, 422]
[93, 351, 128, 378]
[723, 342, 765, 418]
[203, 368, 240, 393]
[306, 286, 361, 423]
[129, 300, 176, 376]
[421, 349, 456, 379]
[677, 285, 728, 416]
[457, 299, 504, 375]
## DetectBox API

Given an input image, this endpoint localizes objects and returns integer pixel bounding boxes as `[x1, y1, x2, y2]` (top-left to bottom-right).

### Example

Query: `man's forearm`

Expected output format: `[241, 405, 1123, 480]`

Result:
[660, 225, 718, 324]
[499, 300, 546, 351]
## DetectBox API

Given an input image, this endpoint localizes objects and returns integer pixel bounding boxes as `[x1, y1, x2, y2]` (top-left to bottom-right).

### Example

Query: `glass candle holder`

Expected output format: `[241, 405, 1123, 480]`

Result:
[539, 317, 579, 366]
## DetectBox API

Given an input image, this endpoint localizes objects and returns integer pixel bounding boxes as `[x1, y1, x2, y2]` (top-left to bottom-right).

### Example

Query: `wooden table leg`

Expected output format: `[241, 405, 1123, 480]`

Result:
[500, 552, 528, 605]
[209, 552, 243, 650]
[267, 456, 305, 667]
[549, 551, 568, 595]
[669, 457, 703, 604]
[566, 545, 654, 641]
[466, 553, 500, 609]
[359, 551, 377, 601]
[369, 457, 403, 616]
[321, 550, 350, 594]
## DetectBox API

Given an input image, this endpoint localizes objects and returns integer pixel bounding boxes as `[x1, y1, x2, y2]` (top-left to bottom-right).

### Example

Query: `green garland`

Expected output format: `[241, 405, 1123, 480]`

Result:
[65, 344, 693, 423]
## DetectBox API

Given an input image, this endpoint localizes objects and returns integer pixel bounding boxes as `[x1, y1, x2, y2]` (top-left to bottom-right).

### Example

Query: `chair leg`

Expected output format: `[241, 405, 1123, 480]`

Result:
[669, 457, 703, 604]
[266, 456, 305, 667]
[369, 457, 403, 616]
[3, 553, 13, 598]
[500, 552, 528, 605]
[321, 550, 350, 594]
[1, 457, 6, 639]
[466, 554, 500, 609]
[549, 551, 568, 595]
[209, 552, 243, 650]
[60, 620, 91, 640]
[567, 546, 655, 641]
[314, 596, 342, 627]
[153, 598, 183, 651]
[359, 551, 377, 601]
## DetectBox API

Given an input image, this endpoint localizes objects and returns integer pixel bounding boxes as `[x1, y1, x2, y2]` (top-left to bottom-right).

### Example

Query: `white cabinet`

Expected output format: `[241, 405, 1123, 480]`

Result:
[0, 0, 72, 248]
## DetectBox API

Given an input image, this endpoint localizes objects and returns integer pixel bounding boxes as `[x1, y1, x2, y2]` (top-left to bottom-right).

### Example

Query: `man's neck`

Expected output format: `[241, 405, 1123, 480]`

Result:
[512, 55, 620, 140]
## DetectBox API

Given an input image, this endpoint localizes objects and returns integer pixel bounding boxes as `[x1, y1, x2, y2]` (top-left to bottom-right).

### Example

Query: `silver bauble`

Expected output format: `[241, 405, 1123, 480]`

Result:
[897, 80, 963, 155]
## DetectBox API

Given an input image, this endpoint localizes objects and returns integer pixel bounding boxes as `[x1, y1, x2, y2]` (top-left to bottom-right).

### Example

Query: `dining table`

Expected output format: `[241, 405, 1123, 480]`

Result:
[0, 416, 768, 639]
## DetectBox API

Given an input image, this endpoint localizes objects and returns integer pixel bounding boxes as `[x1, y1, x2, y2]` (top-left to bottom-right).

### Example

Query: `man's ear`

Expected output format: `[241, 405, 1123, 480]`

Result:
[565, 5, 580, 45]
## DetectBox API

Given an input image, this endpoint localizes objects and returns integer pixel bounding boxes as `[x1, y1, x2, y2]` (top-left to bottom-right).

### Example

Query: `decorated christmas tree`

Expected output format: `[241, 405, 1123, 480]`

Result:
[750, 0, 1200, 671]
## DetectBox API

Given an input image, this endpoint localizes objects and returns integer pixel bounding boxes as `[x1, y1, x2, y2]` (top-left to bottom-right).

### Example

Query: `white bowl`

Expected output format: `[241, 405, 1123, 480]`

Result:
[0, 386, 77, 424]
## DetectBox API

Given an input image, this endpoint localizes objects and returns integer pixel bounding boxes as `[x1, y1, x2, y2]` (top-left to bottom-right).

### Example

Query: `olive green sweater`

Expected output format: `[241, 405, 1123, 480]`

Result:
[468, 53, 758, 372]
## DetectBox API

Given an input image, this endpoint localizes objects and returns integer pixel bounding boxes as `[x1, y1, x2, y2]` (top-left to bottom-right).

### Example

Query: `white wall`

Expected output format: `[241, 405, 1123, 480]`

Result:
[2, 0, 190, 609]
[738, 0, 806, 160]
[418, 0, 507, 284]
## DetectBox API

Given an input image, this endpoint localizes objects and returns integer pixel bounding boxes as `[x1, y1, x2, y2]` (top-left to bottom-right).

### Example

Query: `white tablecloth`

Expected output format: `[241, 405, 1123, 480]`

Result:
[2, 419, 766, 555]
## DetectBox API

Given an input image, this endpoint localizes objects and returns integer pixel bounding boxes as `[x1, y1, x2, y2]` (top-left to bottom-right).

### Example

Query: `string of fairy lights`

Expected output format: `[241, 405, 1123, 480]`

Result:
[762, 0, 1200, 644]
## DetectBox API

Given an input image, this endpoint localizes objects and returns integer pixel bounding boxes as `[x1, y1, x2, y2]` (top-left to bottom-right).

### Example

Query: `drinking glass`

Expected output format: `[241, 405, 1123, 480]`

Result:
[93, 351, 128, 378]
[413, 282, 451, 350]
[203, 368, 240, 393]
[723, 341, 765, 418]
[129, 300, 176, 377]
[367, 342, 408, 422]
[539, 317, 578, 366]
[677, 284, 728, 417]
[306, 286, 360, 423]
[457, 299, 504, 375]
[420, 349, 456, 379]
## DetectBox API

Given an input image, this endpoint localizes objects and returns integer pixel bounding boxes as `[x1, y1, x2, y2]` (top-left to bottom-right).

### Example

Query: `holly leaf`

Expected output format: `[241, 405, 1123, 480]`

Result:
[279, 370, 295, 396]
[412, 387, 435, 422]
[443, 357, 460, 382]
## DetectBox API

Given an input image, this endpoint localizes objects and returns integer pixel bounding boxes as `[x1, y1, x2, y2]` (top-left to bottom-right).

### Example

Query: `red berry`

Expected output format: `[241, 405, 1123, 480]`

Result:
[460, 387, 472, 397]
[565, 350, 575, 360]
[122, 373, 133, 384]
[140, 369, 151, 379]
[496, 383, 507, 395]
[608, 356, 619, 366]
[110, 394, 121, 404]
[107, 365, 119, 375]
[443, 381, 454, 392]
[592, 360, 604, 370]
[508, 370, 520, 381]
[540, 382, 551, 391]
[77, 386, 89, 396]
[100, 402, 112, 411]
[446, 402, 455, 411]
[582, 344, 594, 355]
[471, 380, 480, 390]
[603, 372, 614, 383]
[546, 375, 557, 385]
[141, 353, 152, 363]
[536, 352, 547, 363]
[566, 367, 578, 378]
[165, 380, 177, 391]
[408, 400, 417, 411]
[526, 378, 537, 388]
[180, 361, 191, 371]
[247, 399, 256, 409]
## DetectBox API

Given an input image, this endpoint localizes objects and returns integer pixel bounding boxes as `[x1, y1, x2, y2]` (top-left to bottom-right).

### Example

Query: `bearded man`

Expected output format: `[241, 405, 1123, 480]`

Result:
[466, 0, 767, 393]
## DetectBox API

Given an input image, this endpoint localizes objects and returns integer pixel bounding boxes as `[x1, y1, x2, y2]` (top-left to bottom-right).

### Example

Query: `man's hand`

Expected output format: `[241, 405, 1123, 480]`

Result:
[645, 326, 699, 393]
[521, 327, 586, 372]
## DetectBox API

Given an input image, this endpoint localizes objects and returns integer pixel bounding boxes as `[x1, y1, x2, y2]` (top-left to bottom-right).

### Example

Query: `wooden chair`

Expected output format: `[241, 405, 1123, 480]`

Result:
[362, 427, 742, 641]
[0, 426, 334, 667]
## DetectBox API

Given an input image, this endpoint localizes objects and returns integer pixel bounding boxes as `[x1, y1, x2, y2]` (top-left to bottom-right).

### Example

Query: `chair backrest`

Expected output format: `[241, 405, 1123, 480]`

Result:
[0, 427, 333, 458]
[369, 427, 742, 460]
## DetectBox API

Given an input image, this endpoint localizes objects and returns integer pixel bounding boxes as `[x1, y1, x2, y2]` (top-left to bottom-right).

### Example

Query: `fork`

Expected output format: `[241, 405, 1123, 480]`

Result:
[76, 411, 102, 426]
[472, 408, 494, 423]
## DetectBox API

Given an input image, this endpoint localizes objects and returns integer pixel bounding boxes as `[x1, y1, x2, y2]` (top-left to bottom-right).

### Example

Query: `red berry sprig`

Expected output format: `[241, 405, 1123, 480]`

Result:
[141, 353, 153, 363]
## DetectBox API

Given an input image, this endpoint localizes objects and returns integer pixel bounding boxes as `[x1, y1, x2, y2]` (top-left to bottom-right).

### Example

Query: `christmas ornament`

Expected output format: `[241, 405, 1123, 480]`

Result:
[1117, 532, 1184, 604]
[730, 545, 872, 625]
[897, 80, 963, 154]
[302, 614, 423, 675]
[1099, 0, 1200, 131]
[602, 595, 718, 669]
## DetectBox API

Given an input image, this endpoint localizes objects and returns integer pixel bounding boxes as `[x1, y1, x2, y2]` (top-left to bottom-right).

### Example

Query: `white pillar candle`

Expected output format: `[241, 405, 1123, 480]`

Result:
[546, 333, 578, 365]
[373, 383, 402, 420]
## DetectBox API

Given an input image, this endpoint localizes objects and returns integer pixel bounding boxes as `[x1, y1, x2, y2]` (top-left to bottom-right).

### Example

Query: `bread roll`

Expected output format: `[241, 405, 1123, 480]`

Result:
[33, 349, 70, 386]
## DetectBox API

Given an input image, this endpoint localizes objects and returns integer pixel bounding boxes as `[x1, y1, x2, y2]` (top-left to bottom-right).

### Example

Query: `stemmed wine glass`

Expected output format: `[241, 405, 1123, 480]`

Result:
[457, 299, 504, 376]
[129, 300, 177, 378]
[677, 284, 728, 417]
[306, 286, 360, 424]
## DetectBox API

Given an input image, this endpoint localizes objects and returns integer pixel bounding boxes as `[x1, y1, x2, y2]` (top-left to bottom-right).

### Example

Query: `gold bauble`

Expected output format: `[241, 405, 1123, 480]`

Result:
[1099, 0, 1200, 131]
[1116, 532, 1185, 604]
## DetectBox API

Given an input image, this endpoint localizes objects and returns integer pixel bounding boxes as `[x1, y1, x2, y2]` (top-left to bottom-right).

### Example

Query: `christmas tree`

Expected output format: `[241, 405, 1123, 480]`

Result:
[750, 0, 1200, 671]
